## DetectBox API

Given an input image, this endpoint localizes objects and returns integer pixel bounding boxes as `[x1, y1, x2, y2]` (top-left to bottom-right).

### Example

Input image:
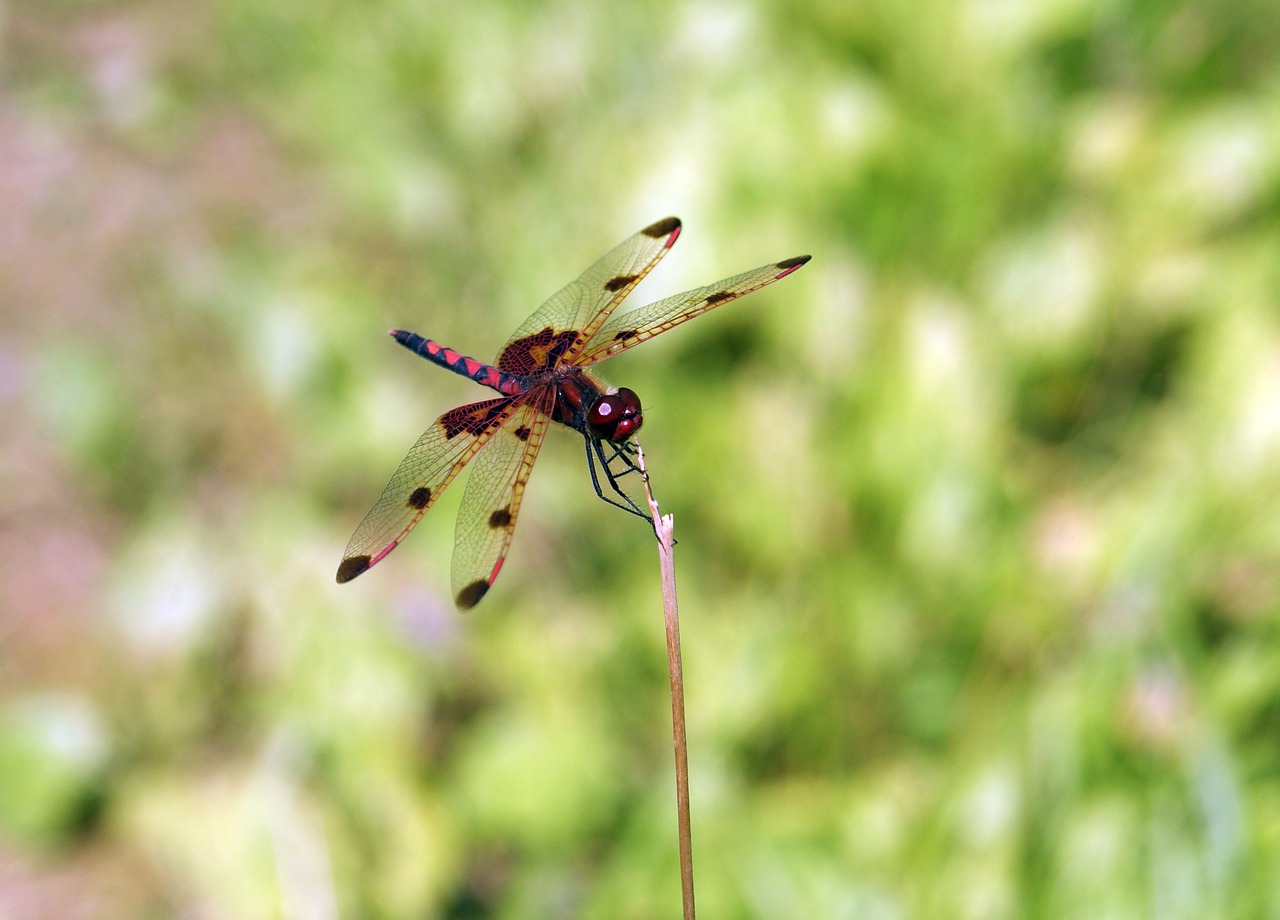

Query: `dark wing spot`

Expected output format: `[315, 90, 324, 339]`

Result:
[336, 555, 371, 583]
[439, 411, 468, 440]
[777, 255, 811, 270]
[406, 486, 432, 509]
[604, 274, 638, 292]
[440, 398, 510, 439]
[704, 290, 734, 305]
[514, 426, 532, 441]
[497, 327, 580, 375]
[456, 580, 490, 609]
[489, 507, 512, 529]
[612, 330, 637, 343]
[642, 216, 681, 238]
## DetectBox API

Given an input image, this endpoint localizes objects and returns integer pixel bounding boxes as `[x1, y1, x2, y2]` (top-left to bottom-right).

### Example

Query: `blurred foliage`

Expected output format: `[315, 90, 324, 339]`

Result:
[2, 0, 1279, 917]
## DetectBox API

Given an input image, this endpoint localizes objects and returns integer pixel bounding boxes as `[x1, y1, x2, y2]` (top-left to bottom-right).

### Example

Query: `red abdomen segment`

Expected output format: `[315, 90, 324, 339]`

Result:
[391, 330, 525, 396]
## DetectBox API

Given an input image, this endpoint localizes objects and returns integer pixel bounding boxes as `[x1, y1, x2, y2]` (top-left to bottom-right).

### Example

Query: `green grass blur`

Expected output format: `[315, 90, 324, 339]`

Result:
[2, 0, 1279, 917]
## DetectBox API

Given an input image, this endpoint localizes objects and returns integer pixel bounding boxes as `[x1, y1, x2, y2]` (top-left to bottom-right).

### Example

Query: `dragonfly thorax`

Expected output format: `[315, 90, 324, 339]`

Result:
[550, 367, 643, 442]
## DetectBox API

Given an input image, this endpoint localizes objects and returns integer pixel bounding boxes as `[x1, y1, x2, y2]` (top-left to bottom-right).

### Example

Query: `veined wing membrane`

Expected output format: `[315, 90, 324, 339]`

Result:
[336, 396, 523, 583]
[495, 217, 683, 375]
[449, 389, 555, 609]
[578, 255, 810, 364]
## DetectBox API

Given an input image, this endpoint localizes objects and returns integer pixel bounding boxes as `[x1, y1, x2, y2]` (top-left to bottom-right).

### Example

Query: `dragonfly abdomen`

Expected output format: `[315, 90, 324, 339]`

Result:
[391, 329, 524, 396]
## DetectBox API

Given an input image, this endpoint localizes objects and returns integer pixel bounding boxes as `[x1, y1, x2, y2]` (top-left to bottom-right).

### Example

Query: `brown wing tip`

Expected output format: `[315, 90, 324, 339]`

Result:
[336, 554, 372, 583]
[775, 255, 811, 278]
[455, 579, 490, 610]
[642, 216, 682, 242]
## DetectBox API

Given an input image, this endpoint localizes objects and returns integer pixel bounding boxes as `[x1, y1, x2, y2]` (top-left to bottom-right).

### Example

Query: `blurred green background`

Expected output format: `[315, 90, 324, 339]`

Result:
[3, 0, 1280, 917]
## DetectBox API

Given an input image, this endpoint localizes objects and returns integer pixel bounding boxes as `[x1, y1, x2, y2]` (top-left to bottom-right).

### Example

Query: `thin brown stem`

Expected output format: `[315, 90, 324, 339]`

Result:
[636, 446, 695, 920]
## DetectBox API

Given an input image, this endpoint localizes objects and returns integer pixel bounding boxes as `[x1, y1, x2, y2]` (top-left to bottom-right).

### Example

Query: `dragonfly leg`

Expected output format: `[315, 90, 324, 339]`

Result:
[584, 436, 652, 522]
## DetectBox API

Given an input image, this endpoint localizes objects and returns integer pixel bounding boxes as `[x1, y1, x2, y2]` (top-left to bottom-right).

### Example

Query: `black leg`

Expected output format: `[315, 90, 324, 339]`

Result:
[583, 436, 652, 522]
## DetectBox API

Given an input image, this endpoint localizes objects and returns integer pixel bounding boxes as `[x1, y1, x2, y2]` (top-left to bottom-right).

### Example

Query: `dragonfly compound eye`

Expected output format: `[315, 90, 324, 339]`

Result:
[589, 387, 643, 440]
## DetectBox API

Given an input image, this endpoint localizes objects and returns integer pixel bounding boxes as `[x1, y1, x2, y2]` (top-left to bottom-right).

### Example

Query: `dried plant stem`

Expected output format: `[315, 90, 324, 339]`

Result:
[637, 446, 695, 920]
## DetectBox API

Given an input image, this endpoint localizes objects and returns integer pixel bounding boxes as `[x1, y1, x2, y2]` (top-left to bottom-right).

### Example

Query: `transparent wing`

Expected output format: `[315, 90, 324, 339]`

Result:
[449, 389, 555, 609]
[336, 396, 522, 583]
[578, 255, 810, 364]
[495, 217, 683, 375]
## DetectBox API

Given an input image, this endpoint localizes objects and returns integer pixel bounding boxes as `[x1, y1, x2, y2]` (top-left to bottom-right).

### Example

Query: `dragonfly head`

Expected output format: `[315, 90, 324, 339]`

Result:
[589, 387, 642, 441]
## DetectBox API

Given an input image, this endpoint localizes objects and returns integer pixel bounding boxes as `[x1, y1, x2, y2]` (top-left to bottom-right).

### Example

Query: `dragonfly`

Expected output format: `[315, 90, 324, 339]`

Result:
[337, 217, 809, 608]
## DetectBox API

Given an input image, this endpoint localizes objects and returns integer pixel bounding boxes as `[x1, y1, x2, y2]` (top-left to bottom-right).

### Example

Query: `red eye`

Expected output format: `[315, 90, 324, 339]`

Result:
[588, 387, 643, 440]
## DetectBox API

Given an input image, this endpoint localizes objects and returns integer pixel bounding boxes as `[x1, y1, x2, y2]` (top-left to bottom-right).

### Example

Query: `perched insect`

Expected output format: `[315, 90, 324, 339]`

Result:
[338, 217, 809, 608]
